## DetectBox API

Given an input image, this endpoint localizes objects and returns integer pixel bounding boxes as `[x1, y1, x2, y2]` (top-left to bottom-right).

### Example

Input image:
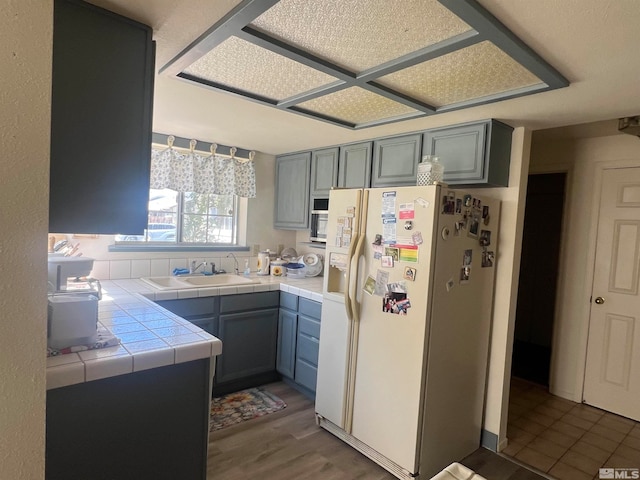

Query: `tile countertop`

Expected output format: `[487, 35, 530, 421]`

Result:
[46, 274, 324, 390]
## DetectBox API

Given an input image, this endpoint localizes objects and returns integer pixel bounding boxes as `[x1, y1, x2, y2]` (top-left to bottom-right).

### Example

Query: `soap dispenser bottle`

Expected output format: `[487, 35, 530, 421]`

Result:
[244, 259, 251, 276]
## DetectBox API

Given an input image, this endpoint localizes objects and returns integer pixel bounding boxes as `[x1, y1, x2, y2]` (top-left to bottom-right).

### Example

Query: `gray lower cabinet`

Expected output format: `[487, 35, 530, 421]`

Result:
[371, 133, 423, 187]
[338, 141, 372, 188]
[155, 297, 218, 335]
[274, 152, 312, 229]
[276, 308, 297, 379]
[295, 298, 321, 393]
[422, 119, 513, 187]
[47, 359, 210, 480]
[156, 291, 280, 396]
[278, 292, 321, 397]
[216, 309, 279, 384]
[310, 147, 339, 197]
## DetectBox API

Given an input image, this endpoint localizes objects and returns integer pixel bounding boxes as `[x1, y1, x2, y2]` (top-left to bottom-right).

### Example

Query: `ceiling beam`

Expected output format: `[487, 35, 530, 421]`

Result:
[239, 26, 436, 113]
[439, 0, 569, 89]
[160, 0, 279, 76]
[356, 30, 482, 82]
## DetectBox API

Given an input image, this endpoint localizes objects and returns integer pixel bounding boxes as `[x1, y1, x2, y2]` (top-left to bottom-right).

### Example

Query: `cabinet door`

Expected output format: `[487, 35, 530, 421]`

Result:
[216, 309, 279, 384]
[371, 134, 422, 187]
[189, 316, 218, 336]
[422, 120, 512, 187]
[423, 122, 487, 185]
[310, 147, 339, 197]
[50, 0, 154, 234]
[338, 142, 372, 188]
[276, 309, 297, 379]
[274, 152, 312, 229]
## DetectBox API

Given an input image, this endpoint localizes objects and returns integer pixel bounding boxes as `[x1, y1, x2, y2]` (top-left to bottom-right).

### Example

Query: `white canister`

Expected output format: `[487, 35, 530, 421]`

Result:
[416, 155, 444, 186]
[257, 251, 270, 275]
[270, 258, 286, 277]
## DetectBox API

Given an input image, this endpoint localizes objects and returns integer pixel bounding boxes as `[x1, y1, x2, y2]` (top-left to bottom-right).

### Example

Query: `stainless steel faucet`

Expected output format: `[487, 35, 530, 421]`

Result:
[226, 253, 239, 275]
[190, 260, 207, 274]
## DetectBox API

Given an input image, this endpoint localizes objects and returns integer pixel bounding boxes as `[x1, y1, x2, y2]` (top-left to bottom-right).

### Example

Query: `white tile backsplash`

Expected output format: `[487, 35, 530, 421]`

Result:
[87, 255, 266, 280]
[91, 260, 110, 280]
[149, 258, 170, 277]
[169, 258, 188, 273]
[130, 259, 151, 278]
[109, 260, 131, 279]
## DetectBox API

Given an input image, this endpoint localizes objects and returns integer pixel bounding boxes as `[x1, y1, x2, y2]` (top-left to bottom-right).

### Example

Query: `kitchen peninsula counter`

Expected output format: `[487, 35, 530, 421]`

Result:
[46, 274, 323, 389]
[45, 274, 323, 480]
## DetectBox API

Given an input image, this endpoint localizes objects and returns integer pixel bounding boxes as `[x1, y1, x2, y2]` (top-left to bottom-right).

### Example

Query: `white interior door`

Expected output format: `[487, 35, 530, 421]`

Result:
[583, 167, 640, 421]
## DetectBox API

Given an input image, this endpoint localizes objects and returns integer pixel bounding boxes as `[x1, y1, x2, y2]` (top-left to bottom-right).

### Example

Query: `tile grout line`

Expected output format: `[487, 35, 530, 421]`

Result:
[508, 381, 640, 476]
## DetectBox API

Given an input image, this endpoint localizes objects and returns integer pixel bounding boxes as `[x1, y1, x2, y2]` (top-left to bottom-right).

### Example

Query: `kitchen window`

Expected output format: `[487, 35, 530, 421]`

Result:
[115, 188, 238, 245]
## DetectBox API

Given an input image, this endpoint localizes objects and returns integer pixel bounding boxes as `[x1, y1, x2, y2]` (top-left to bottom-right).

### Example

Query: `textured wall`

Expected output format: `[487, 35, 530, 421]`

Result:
[475, 127, 532, 449]
[0, 1, 52, 478]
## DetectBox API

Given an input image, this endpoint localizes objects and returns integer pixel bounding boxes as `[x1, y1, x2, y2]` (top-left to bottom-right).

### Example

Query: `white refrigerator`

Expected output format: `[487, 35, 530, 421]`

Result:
[315, 185, 500, 480]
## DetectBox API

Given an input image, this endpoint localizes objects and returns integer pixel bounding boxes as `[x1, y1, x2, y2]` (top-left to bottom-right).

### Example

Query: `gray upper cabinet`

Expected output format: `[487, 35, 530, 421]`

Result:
[274, 152, 311, 229]
[422, 119, 513, 187]
[338, 142, 372, 189]
[310, 147, 339, 197]
[50, 0, 155, 234]
[371, 134, 422, 187]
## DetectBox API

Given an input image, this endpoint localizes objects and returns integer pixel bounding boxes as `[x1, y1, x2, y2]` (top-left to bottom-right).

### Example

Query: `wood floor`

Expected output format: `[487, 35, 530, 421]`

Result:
[207, 382, 547, 480]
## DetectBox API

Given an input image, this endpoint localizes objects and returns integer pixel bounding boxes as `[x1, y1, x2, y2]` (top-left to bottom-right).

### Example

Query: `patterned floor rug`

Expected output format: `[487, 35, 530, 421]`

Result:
[209, 387, 287, 432]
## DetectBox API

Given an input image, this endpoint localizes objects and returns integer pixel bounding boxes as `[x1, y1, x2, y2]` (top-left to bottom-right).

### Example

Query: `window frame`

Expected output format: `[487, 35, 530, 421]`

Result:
[114, 189, 241, 248]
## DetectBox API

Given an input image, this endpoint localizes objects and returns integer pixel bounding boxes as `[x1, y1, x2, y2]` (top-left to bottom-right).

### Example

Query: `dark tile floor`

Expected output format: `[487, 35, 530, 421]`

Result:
[505, 377, 640, 480]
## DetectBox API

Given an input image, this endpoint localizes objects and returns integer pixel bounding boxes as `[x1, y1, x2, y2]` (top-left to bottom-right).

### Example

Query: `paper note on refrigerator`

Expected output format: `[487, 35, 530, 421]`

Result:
[382, 217, 397, 244]
[382, 191, 396, 216]
[374, 270, 389, 296]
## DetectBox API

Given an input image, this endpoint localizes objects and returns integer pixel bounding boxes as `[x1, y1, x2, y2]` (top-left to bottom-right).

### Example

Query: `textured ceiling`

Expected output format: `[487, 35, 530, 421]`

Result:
[86, 0, 640, 154]
[249, 0, 473, 73]
[160, 0, 564, 129]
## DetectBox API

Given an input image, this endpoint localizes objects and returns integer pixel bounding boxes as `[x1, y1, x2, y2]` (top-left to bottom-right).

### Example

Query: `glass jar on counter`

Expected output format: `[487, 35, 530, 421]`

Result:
[416, 155, 444, 186]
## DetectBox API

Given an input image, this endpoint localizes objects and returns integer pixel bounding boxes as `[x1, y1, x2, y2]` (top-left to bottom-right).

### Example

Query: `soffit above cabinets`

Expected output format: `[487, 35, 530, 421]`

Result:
[161, 0, 569, 130]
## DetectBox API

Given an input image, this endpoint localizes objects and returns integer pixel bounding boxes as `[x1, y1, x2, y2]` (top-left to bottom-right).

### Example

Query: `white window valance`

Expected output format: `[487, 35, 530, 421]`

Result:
[150, 137, 256, 198]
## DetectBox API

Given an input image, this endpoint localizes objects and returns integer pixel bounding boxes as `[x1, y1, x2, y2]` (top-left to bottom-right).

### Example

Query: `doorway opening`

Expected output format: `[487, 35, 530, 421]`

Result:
[511, 172, 566, 387]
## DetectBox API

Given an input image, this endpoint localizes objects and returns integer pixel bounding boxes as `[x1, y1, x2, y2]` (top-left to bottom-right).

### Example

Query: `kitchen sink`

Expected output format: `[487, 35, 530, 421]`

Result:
[140, 276, 195, 290]
[140, 274, 259, 290]
[180, 274, 258, 287]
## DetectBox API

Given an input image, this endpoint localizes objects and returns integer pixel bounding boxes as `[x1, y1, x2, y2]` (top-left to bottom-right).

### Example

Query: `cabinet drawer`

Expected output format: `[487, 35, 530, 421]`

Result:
[220, 291, 279, 313]
[298, 315, 320, 339]
[298, 298, 321, 320]
[295, 359, 318, 392]
[279, 291, 298, 311]
[297, 333, 319, 366]
[156, 297, 216, 317]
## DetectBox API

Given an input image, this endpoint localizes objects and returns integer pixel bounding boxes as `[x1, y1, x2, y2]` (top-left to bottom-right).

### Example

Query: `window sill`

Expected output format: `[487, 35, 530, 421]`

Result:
[108, 244, 251, 253]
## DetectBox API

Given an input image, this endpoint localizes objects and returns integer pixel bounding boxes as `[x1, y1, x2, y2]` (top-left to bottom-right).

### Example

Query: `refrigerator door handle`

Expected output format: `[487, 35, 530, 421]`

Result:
[344, 189, 369, 433]
[350, 229, 366, 323]
[349, 189, 369, 323]
[343, 189, 362, 323]
[343, 231, 359, 322]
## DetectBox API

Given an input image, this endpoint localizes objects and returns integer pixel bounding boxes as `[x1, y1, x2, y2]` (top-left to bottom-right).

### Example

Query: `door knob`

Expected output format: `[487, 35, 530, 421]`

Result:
[594, 297, 605, 305]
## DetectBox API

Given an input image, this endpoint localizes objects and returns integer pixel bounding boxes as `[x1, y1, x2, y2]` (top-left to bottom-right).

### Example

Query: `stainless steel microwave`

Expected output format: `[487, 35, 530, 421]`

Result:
[310, 198, 329, 243]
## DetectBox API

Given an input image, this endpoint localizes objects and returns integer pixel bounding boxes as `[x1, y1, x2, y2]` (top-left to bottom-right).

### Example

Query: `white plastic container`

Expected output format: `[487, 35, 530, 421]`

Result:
[285, 263, 306, 278]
